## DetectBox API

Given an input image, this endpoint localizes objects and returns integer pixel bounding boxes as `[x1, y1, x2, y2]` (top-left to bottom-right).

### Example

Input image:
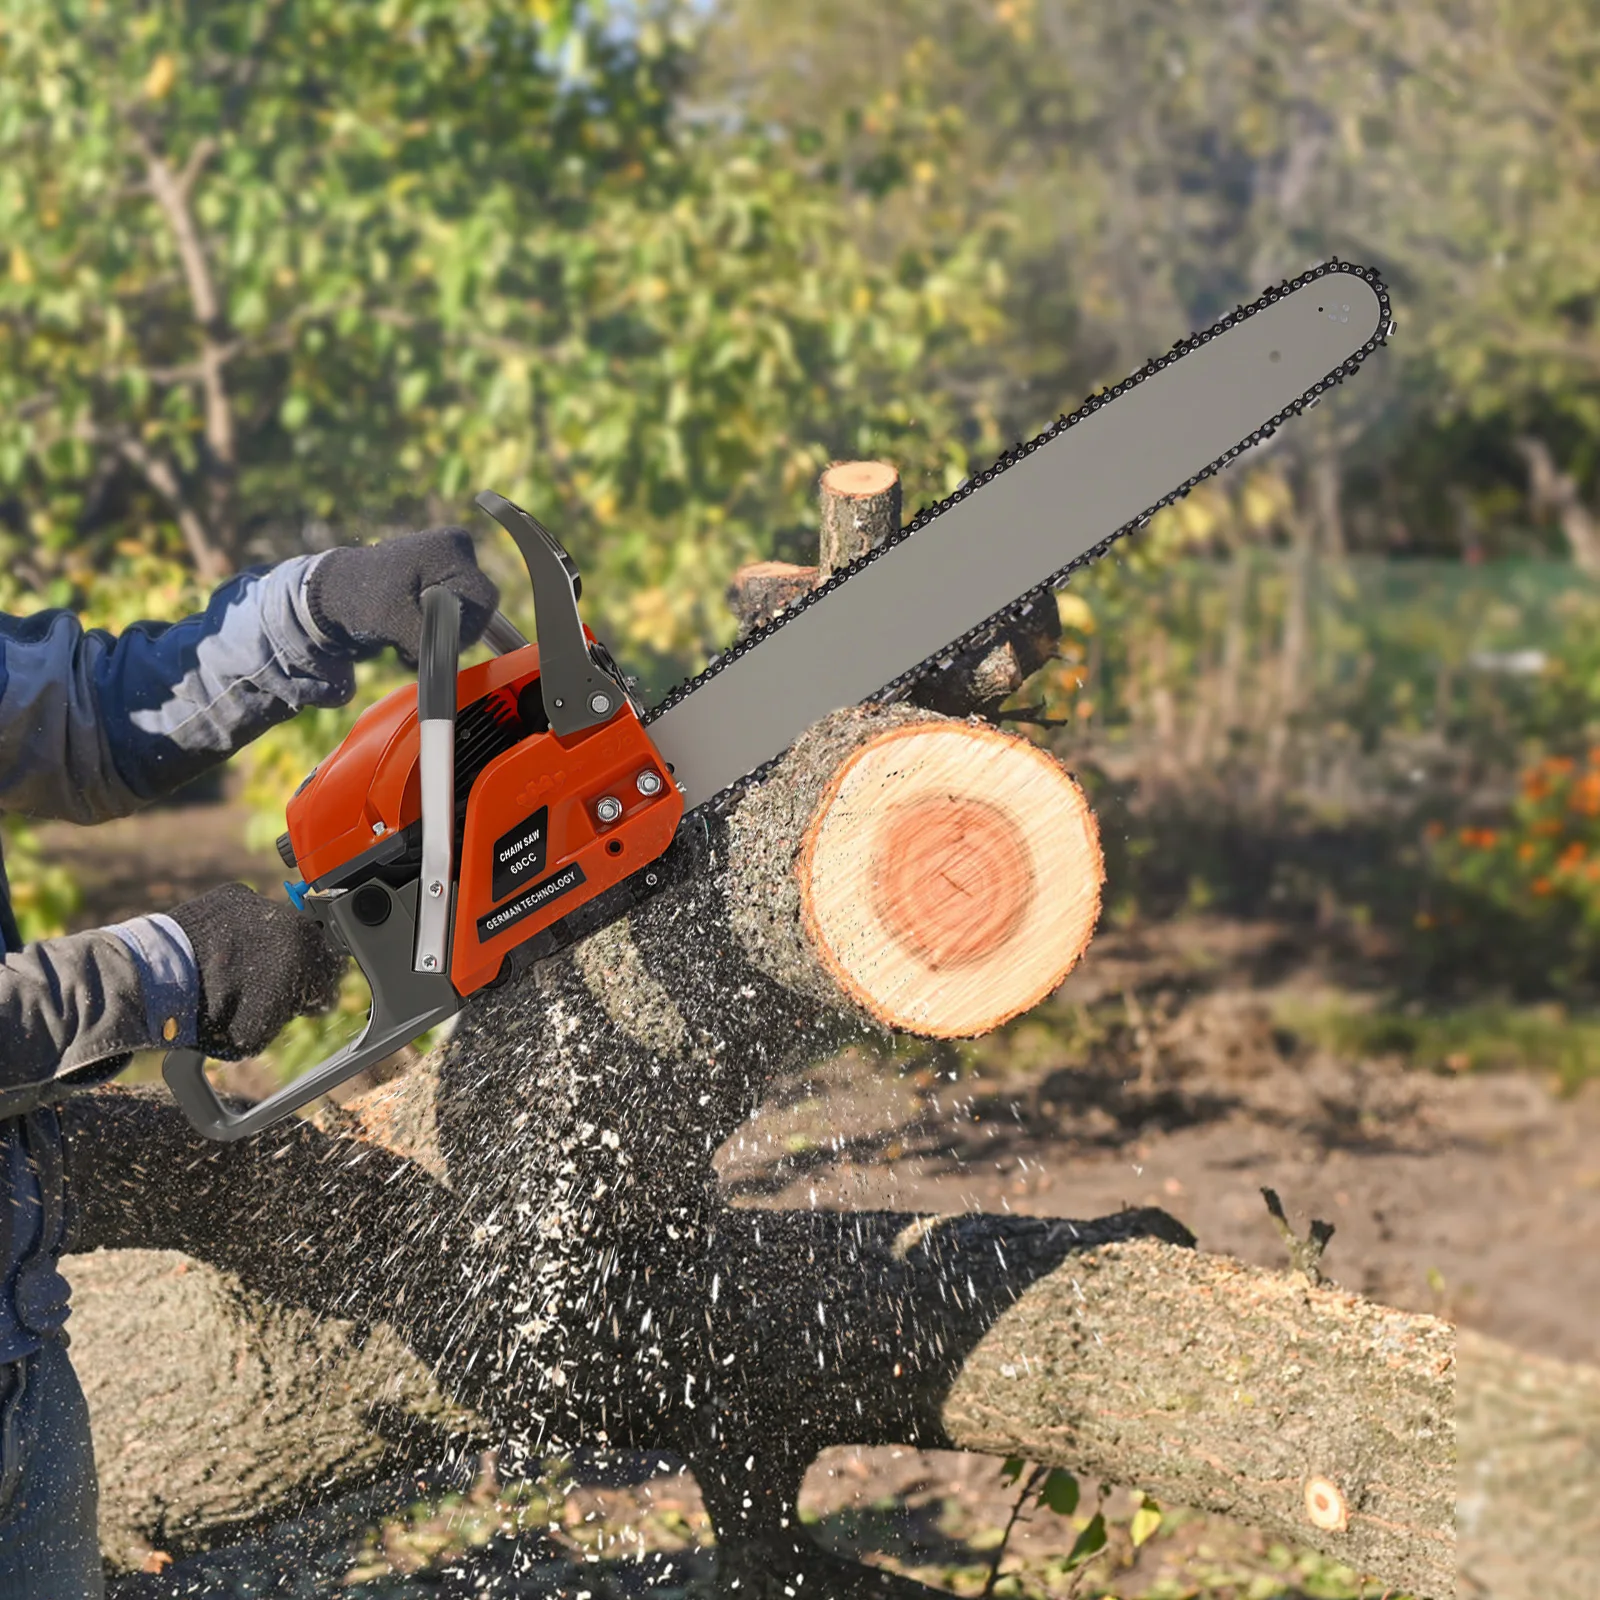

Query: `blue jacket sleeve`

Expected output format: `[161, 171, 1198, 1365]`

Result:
[0, 911, 200, 1116]
[0, 549, 356, 1110]
[0, 552, 354, 824]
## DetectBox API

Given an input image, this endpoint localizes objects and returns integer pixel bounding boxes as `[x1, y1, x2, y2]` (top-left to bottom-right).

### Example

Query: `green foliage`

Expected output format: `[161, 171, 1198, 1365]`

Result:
[1037, 1468, 1078, 1518]
[0, 0, 1015, 1088]
[1028, 553, 1591, 798]
[0, 815, 82, 942]
[1063, 1509, 1106, 1569]
[982, 1464, 1157, 1595]
[694, 0, 1600, 559]
[0, 0, 1006, 681]
[1280, 995, 1600, 1097]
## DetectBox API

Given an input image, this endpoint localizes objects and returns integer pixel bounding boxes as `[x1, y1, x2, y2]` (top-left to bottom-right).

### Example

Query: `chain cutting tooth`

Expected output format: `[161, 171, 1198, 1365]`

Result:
[647, 259, 1392, 817]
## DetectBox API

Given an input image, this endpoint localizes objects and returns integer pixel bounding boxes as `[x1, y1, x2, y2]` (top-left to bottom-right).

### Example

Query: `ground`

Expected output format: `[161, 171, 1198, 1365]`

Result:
[34, 779, 1599, 1597]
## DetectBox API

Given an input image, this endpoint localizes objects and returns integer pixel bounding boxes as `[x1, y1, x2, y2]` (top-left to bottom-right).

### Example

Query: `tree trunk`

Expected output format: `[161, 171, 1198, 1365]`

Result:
[1516, 434, 1600, 573]
[1310, 428, 1346, 559]
[50, 462, 1510, 1599]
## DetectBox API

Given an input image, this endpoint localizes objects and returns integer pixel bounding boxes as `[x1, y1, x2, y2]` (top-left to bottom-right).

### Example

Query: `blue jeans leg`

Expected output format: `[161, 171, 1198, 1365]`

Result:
[0, 1339, 103, 1600]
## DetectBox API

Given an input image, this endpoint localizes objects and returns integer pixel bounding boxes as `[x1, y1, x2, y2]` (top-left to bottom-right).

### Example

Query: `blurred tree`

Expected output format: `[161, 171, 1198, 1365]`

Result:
[0, 0, 1007, 680]
[688, 0, 1600, 563]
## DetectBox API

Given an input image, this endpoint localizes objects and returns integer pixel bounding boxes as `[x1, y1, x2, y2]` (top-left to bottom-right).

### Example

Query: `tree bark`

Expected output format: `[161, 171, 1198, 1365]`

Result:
[818, 460, 902, 576]
[727, 560, 820, 634]
[51, 460, 1499, 1599]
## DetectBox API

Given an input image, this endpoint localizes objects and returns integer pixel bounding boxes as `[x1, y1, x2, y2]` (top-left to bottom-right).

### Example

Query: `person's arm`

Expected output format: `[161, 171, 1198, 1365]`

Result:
[0, 524, 501, 824]
[0, 526, 493, 1113]
[0, 914, 195, 1120]
[0, 555, 356, 824]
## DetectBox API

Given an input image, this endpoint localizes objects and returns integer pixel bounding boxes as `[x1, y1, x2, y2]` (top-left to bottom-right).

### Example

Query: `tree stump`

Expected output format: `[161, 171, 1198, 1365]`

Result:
[725, 560, 819, 634]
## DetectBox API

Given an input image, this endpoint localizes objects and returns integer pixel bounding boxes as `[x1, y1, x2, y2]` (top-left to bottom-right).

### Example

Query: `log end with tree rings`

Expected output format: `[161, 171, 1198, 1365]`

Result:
[819, 459, 900, 500]
[796, 721, 1104, 1036]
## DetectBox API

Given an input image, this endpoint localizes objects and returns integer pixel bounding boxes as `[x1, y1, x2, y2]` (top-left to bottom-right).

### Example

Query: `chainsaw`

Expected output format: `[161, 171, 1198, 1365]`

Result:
[163, 260, 1391, 1141]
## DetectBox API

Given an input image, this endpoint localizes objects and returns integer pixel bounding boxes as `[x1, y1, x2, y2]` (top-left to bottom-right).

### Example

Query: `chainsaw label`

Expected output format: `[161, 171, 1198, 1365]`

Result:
[491, 806, 549, 902]
[477, 861, 587, 941]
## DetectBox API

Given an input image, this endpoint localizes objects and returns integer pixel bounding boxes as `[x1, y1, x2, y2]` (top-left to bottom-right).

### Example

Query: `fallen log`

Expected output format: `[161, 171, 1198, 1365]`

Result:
[56, 462, 1467, 1598]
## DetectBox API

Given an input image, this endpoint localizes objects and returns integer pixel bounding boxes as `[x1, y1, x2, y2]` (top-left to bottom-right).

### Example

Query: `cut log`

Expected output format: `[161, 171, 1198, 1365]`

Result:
[819, 459, 902, 575]
[726, 559, 820, 635]
[795, 721, 1103, 1034]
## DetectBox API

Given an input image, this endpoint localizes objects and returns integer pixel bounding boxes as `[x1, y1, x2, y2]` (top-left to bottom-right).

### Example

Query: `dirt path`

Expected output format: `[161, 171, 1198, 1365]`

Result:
[718, 917, 1600, 1369]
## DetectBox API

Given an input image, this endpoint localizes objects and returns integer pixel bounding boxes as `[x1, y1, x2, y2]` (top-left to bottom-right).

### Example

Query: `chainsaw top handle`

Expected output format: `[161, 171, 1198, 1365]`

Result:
[474, 490, 629, 736]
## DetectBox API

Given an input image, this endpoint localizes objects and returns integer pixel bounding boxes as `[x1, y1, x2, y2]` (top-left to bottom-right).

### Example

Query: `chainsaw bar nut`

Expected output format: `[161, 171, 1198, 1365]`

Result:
[595, 795, 624, 824]
[636, 769, 663, 796]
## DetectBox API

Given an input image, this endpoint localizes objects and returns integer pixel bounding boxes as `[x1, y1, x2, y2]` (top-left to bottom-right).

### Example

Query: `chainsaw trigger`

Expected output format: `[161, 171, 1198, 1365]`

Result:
[163, 875, 460, 1142]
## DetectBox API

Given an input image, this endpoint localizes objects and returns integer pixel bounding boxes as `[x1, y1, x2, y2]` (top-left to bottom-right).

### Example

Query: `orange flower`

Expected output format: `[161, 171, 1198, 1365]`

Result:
[1532, 877, 1555, 896]
[1573, 773, 1600, 815]
[1533, 818, 1565, 837]
[1589, 746, 1600, 767]
[1550, 757, 1577, 777]
[1560, 841, 1589, 869]
[1518, 841, 1537, 863]
[1523, 776, 1549, 801]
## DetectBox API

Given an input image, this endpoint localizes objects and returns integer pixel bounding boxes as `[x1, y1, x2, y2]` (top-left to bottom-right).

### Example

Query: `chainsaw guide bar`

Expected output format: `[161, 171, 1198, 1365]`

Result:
[648, 260, 1390, 812]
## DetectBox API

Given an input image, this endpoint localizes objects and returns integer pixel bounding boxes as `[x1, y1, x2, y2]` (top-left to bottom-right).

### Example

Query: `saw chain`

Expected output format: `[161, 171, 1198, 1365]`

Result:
[647, 257, 1393, 812]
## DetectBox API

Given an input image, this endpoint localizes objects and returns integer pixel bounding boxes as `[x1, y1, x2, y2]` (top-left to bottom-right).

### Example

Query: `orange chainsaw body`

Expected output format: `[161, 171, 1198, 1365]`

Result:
[282, 630, 683, 999]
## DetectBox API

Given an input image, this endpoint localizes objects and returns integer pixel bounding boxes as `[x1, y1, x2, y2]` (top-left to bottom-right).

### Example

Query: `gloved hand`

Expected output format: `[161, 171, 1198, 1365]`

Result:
[304, 526, 500, 668]
[168, 884, 348, 1061]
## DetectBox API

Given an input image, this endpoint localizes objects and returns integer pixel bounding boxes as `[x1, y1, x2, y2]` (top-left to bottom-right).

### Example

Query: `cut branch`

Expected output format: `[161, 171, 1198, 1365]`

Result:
[111, 434, 228, 586]
[819, 458, 902, 575]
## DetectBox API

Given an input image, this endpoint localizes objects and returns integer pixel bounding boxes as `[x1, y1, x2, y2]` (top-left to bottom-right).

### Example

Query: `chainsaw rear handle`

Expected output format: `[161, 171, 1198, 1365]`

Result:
[161, 877, 462, 1141]
[164, 497, 628, 1141]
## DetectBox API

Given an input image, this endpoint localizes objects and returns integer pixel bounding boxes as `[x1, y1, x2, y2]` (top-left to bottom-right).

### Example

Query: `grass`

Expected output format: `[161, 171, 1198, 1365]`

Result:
[1276, 994, 1600, 1096]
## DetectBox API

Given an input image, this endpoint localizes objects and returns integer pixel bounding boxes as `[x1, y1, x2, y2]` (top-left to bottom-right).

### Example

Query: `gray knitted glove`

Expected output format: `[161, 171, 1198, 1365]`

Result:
[168, 884, 347, 1060]
[305, 526, 500, 668]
